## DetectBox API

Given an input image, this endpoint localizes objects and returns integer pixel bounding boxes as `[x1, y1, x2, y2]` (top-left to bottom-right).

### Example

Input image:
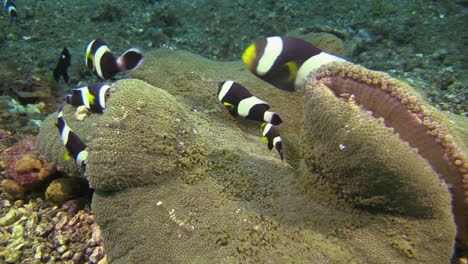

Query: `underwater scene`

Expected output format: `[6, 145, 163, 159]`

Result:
[0, 0, 467, 263]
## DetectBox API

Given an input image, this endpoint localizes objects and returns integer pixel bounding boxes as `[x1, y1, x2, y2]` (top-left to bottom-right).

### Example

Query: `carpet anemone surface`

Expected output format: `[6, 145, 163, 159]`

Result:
[304, 61, 467, 250]
[34, 49, 465, 263]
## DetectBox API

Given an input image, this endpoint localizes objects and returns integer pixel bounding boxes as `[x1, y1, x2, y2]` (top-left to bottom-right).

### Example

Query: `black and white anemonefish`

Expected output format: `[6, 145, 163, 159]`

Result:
[85, 39, 143, 79]
[56, 106, 88, 167]
[3, 0, 21, 24]
[53, 47, 71, 83]
[218, 80, 282, 125]
[242, 36, 346, 92]
[65, 83, 111, 113]
[261, 123, 283, 160]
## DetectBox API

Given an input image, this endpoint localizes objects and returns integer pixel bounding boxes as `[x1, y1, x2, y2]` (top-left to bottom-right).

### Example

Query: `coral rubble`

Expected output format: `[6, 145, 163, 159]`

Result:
[0, 198, 106, 264]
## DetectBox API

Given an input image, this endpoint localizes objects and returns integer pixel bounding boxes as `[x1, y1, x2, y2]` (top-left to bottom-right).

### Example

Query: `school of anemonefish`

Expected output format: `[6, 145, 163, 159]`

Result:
[1, 2, 341, 163]
[52, 38, 145, 166]
[56, 83, 111, 166]
[52, 35, 348, 165]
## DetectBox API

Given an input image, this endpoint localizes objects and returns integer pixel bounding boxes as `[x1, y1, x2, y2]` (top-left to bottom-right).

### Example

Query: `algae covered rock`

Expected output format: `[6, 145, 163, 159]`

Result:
[35, 49, 457, 263]
[45, 177, 89, 204]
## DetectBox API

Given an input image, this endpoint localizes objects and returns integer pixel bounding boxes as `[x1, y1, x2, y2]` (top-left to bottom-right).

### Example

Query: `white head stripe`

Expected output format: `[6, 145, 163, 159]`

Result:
[77, 87, 91, 108]
[294, 52, 346, 90]
[273, 136, 281, 146]
[218, 80, 234, 102]
[61, 124, 70, 145]
[85, 40, 95, 66]
[98, 85, 110, 109]
[94, 45, 111, 78]
[256, 36, 283, 76]
[76, 150, 88, 165]
[238, 96, 267, 117]
[262, 123, 273, 136]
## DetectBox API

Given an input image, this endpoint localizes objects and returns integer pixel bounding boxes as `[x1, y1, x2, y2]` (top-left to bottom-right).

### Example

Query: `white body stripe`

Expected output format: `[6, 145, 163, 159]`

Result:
[273, 136, 281, 146]
[98, 85, 110, 109]
[262, 123, 273, 136]
[76, 150, 88, 166]
[294, 52, 346, 90]
[256, 36, 283, 76]
[218, 80, 234, 102]
[94, 45, 111, 78]
[238, 96, 267, 117]
[61, 124, 70, 145]
[76, 87, 91, 108]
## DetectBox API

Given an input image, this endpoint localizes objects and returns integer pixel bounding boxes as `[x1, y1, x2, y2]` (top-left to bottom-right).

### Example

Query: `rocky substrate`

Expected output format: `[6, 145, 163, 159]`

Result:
[0, 198, 107, 264]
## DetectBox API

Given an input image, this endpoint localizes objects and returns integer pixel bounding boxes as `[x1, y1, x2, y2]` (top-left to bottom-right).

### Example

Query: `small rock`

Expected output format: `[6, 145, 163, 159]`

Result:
[1, 179, 25, 200]
[57, 245, 68, 254]
[61, 250, 73, 259]
[89, 246, 106, 263]
[34, 222, 53, 237]
[86, 239, 97, 248]
[34, 243, 46, 260]
[0, 209, 21, 226]
[85, 246, 94, 255]
[25, 212, 39, 232]
[2, 200, 11, 208]
[91, 224, 102, 244]
[45, 177, 89, 204]
[14, 199, 24, 208]
[0, 230, 10, 245]
[55, 215, 68, 230]
[56, 233, 70, 246]
[11, 225, 24, 239]
[72, 251, 84, 262]
[5, 248, 22, 263]
[98, 255, 109, 264]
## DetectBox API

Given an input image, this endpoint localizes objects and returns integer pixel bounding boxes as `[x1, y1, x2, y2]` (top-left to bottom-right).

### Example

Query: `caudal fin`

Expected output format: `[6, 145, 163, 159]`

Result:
[270, 112, 283, 126]
[116, 48, 143, 72]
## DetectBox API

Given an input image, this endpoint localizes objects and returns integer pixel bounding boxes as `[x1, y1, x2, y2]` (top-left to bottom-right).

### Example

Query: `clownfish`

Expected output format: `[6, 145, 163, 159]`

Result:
[243, 36, 346, 92]
[85, 39, 143, 79]
[3, 0, 21, 24]
[53, 47, 71, 83]
[217, 80, 282, 125]
[261, 123, 283, 160]
[55, 106, 88, 167]
[65, 83, 111, 113]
